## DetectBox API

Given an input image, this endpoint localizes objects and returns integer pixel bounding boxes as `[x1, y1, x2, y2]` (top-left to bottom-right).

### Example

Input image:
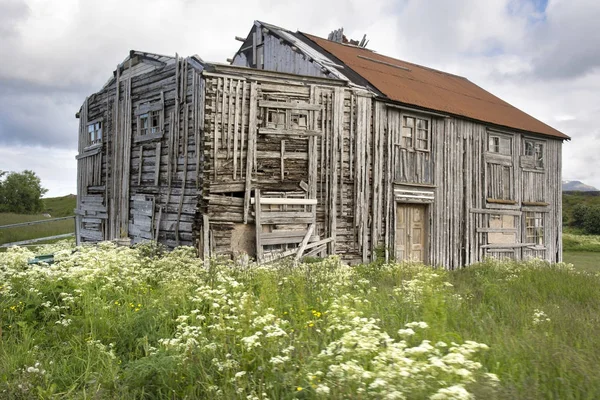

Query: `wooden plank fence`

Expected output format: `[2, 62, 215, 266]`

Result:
[0, 216, 76, 248]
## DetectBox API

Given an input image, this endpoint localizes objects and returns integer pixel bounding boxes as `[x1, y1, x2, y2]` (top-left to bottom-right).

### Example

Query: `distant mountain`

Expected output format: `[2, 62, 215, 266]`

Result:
[562, 180, 598, 191]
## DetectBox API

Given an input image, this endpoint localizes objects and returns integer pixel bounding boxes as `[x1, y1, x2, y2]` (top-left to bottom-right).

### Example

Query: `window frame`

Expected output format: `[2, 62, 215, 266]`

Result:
[485, 131, 516, 205]
[135, 100, 164, 142]
[401, 114, 431, 152]
[487, 132, 512, 156]
[524, 211, 545, 246]
[522, 137, 546, 171]
[86, 120, 103, 146]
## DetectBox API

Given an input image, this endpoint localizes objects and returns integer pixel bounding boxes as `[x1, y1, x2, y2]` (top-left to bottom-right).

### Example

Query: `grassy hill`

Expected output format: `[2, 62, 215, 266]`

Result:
[0, 194, 77, 247]
[42, 194, 77, 217]
[563, 191, 600, 226]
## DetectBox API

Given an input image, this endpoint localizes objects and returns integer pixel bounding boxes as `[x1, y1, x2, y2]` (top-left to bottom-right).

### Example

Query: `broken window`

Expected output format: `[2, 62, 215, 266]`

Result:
[266, 109, 287, 129]
[135, 100, 164, 140]
[488, 133, 511, 155]
[264, 108, 309, 131]
[139, 110, 161, 136]
[525, 212, 544, 245]
[402, 115, 430, 151]
[87, 121, 102, 145]
[524, 140, 544, 169]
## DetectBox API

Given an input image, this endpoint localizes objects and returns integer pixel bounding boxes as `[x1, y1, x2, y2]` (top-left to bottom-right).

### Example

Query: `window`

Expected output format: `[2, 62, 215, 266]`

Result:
[402, 115, 430, 151]
[488, 214, 516, 244]
[87, 121, 102, 145]
[525, 212, 544, 245]
[266, 109, 287, 129]
[488, 134, 511, 155]
[524, 140, 544, 169]
[263, 108, 309, 132]
[139, 110, 161, 136]
[135, 100, 164, 141]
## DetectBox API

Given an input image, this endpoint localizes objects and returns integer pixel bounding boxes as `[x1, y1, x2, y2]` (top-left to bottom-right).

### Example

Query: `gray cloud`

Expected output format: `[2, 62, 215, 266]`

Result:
[0, 0, 29, 38]
[529, 0, 600, 79]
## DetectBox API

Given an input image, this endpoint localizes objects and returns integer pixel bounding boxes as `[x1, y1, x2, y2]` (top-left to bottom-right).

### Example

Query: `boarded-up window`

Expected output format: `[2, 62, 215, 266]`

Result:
[486, 132, 515, 203]
[525, 212, 544, 245]
[402, 115, 430, 151]
[488, 214, 516, 244]
[486, 163, 514, 201]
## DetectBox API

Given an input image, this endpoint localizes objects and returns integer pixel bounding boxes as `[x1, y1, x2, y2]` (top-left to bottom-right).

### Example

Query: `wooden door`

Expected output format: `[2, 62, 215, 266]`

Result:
[129, 194, 155, 244]
[396, 204, 427, 263]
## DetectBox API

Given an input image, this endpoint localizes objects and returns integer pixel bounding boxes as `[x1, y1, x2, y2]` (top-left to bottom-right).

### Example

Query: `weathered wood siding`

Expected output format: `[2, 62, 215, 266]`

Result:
[76, 56, 205, 247]
[77, 50, 563, 269]
[232, 25, 329, 78]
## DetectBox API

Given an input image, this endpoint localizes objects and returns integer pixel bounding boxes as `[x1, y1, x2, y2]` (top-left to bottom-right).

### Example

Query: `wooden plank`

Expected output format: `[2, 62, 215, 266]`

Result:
[295, 223, 315, 261]
[303, 236, 334, 251]
[137, 145, 144, 185]
[210, 182, 246, 193]
[154, 205, 162, 241]
[251, 198, 317, 205]
[469, 208, 521, 216]
[155, 142, 161, 186]
[481, 243, 537, 249]
[255, 189, 263, 261]
[244, 82, 258, 224]
[486, 198, 517, 205]
[261, 216, 315, 225]
[233, 80, 241, 179]
[258, 128, 323, 137]
[203, 214, 210, 263]
[476, 228, 518, 233]
[262, 235, 318, 246]
[260, 211, 314, 220]
[258, 100, 322, 111]
[0, 233, 75, 248]
[0, 216, 75, 230]
[256, 151, 307, 160]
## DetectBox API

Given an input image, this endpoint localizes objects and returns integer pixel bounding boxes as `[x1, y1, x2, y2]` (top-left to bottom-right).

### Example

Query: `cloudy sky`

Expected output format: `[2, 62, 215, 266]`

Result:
[1, 0, 599, 196]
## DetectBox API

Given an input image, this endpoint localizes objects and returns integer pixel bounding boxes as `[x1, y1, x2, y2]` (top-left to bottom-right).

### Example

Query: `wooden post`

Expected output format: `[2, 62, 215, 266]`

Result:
[255, 189, 263, 262]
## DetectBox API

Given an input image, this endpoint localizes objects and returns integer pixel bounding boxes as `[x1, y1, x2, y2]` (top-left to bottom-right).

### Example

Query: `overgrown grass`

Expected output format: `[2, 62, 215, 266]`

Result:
[0, 214, 75, 247]
[562, 233, 600, 252]
[2, 242, 600, 398]
[42, 195, 77, 218]
[563, 251, 600, 272]
[0, 195, 77, 248]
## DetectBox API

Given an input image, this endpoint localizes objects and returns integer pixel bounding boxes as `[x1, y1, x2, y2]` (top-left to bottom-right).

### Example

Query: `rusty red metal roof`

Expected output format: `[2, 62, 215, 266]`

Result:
[303, 33, 569, 140]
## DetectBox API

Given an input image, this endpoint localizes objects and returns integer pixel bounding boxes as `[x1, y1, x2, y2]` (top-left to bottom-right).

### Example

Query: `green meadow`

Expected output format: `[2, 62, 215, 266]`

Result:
[1, 242, 600, 399]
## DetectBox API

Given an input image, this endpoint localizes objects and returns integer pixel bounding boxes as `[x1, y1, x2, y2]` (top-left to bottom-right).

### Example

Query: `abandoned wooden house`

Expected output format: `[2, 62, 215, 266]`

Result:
[75, 21, 570, 268]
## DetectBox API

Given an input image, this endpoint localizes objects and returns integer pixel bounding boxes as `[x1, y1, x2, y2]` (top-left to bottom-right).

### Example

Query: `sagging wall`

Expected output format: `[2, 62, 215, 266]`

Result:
[201, 68, 389, 264]
[76, 56, 205, 247]
[76, 56, 563, 268]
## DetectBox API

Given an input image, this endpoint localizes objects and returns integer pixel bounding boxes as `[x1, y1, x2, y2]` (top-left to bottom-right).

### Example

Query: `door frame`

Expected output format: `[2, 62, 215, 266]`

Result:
[394, 201, 430, 264]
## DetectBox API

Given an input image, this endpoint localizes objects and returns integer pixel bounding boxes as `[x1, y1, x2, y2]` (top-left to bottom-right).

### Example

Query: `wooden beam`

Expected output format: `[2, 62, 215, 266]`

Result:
[251, 198, 317, 205]
[1, 233, 75, 248]
[255, 189, 263, 261]
[0, 216, 75, 230]
[295, 223, 315, 262]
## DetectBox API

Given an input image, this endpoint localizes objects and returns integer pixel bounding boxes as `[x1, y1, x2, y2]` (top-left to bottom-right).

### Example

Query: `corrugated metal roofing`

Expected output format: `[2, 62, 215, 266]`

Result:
[302, 33, 569, 140]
